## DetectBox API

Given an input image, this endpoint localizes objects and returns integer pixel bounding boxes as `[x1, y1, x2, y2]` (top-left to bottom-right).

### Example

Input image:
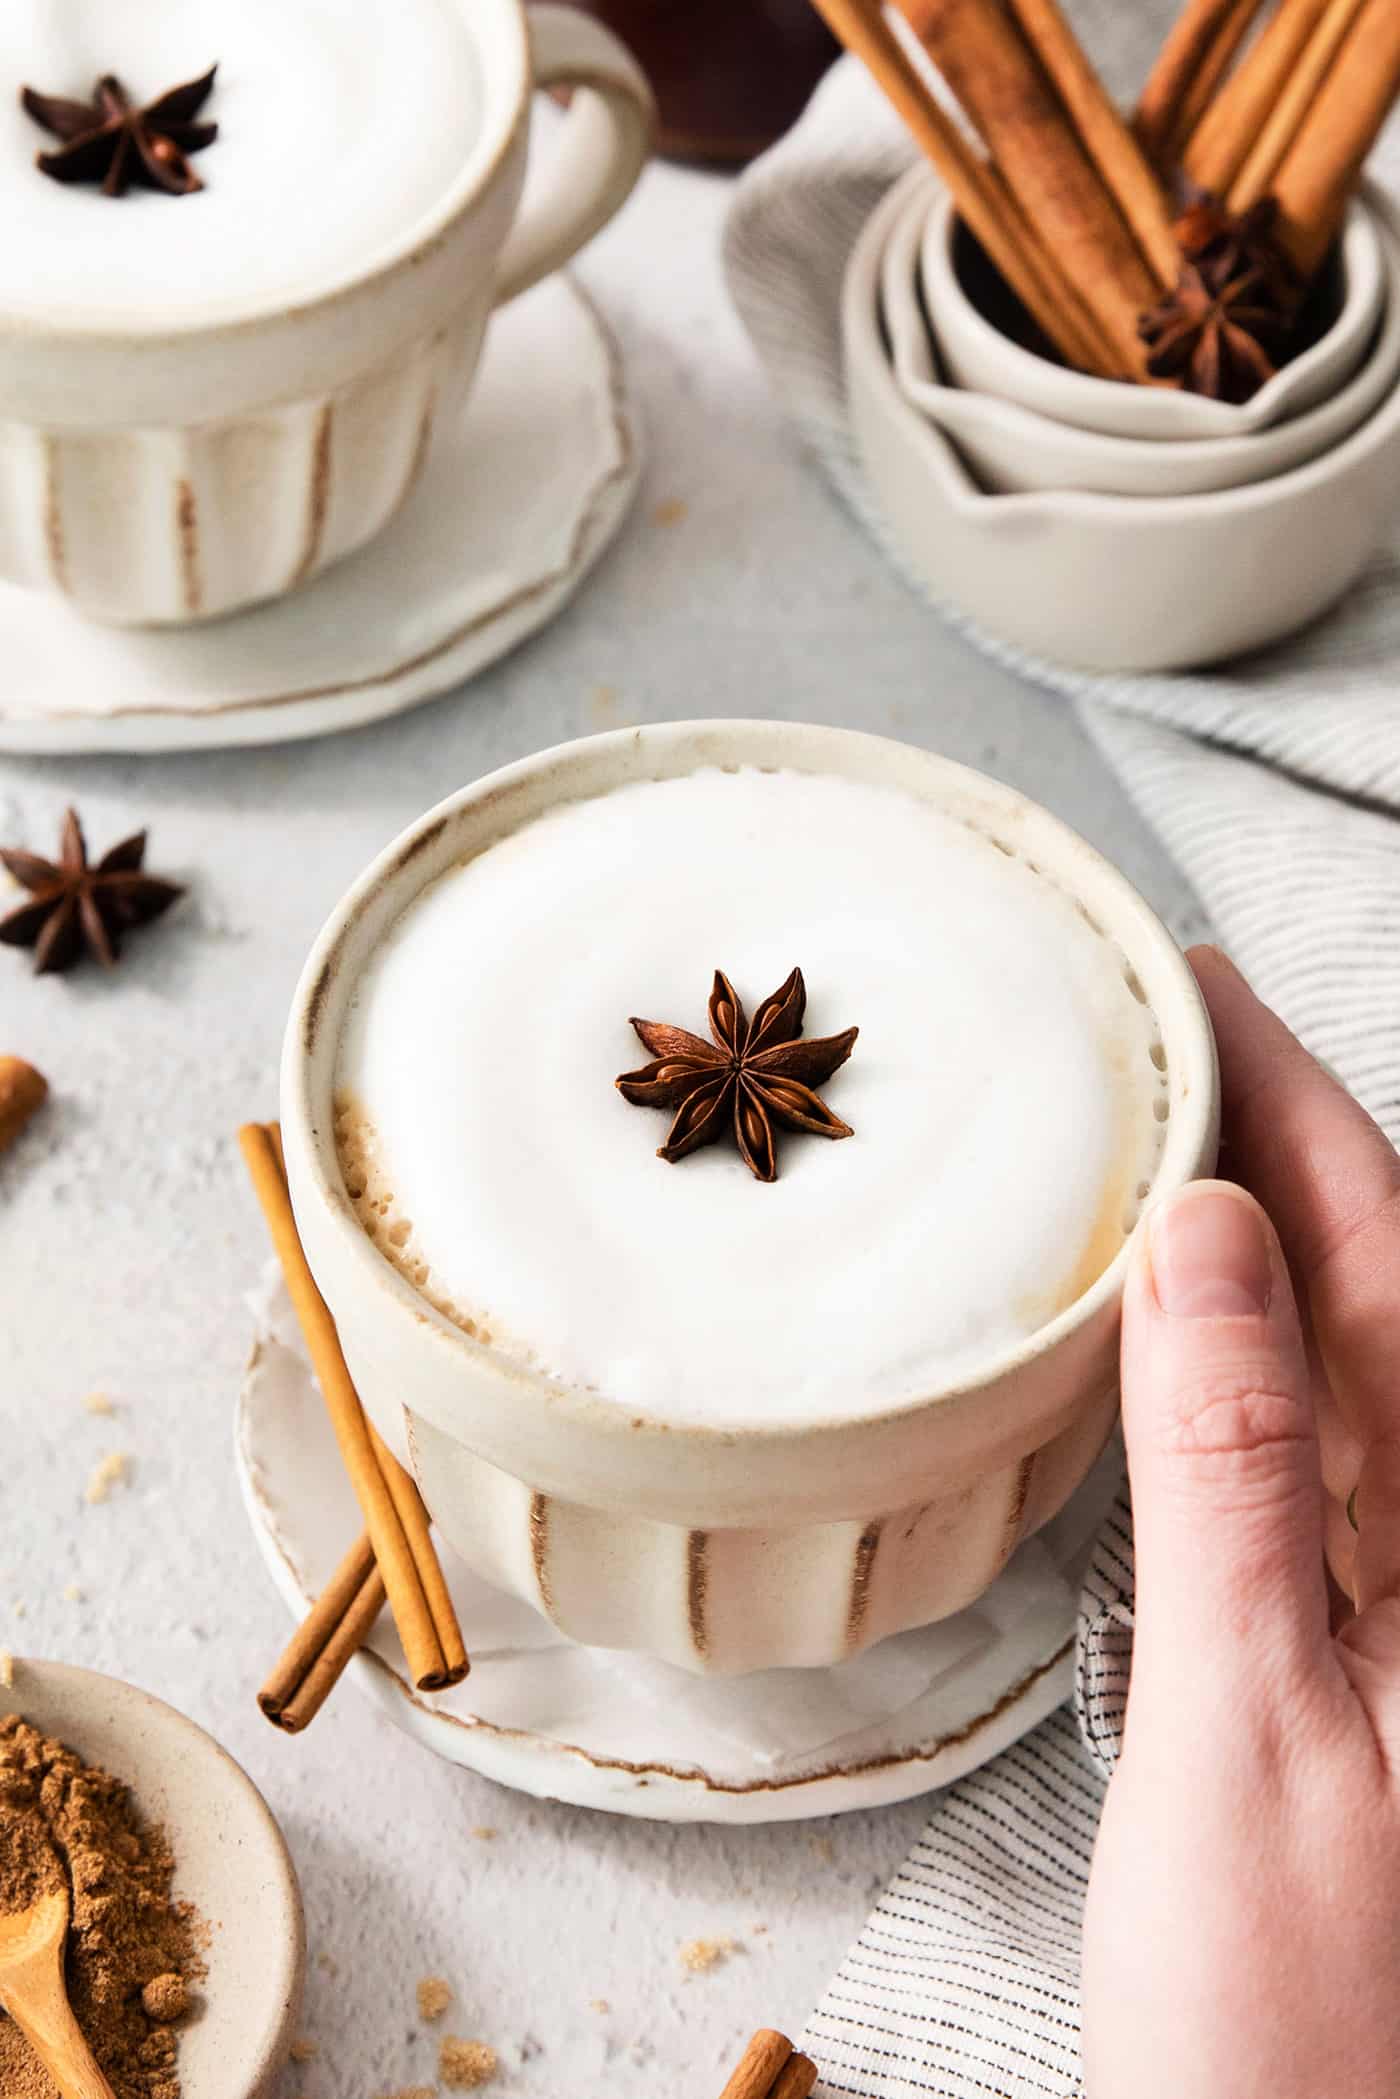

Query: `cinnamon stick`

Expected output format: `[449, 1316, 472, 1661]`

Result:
[1229, 0, 1370, 209]
[1003, 0, 1178, 286]
[258, 1531, 387, 1733]
[368, 1418, 470, 1684]
[1136, 0, 1269, 167]
[769, 2056, 820, 2099]
[0, 1057, 46, 1155]
[808, 0, 1122, 374]
[1272, 0, 1400, 274]
[1186, 0, 1337, 194]
[903, 0, 1159, 374]
[238, 1121, 469, 1694]
[719, 2033, 797, 2099]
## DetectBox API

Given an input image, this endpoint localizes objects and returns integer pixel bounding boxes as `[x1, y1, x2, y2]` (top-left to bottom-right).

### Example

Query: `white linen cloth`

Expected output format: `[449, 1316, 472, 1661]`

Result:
[723, 12, 1400, 2092]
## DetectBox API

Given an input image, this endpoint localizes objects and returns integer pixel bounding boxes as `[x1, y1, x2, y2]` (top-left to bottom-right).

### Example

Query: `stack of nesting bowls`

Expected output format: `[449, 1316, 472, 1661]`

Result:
[843, 164, 1400, 672]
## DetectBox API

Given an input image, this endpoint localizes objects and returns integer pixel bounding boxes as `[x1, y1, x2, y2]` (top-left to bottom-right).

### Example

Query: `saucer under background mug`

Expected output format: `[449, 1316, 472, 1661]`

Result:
[281, 721, 1219, 1676]
[0, 0, 653, 625]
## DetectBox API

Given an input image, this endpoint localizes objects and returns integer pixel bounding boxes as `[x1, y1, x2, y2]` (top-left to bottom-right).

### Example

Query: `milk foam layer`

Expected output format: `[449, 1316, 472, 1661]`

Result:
[0, 0, 481, 323]
[336, 769, 1169, 1429]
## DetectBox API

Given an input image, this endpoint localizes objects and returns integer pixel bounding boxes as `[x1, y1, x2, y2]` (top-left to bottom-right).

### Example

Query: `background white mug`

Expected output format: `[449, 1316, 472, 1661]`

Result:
[0, 1, 654, 625]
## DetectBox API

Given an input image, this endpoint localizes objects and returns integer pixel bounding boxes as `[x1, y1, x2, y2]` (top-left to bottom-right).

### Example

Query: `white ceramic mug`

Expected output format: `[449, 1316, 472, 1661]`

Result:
[281, 721, 1220, 1676]
[0, 3, 653, 625]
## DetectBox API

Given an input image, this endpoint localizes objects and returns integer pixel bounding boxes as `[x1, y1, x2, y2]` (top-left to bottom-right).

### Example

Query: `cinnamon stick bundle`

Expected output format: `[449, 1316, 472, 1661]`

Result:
[902, 0, 1160, 374]
[1001, 0, 1179, 287]
[806, 0, 1119, 373]
[1136, 0, 1268, 168]
[1228, 0, 1370, 210]
[259, 1532, 387, 1733]
[1186, 0, 1337, 194]
[239, 1121, 469, 1700]
[1270, 0, 1400, 273]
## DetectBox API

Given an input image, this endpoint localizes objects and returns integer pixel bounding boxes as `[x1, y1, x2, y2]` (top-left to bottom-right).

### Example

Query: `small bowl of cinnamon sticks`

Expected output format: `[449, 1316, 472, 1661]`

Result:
[890, 175, 1399, 497]
[920, 184, 1387, 444]
[820, 0, 1400, 667]
[844, 172, 1400, 670]
[819, 0, 1400, 421]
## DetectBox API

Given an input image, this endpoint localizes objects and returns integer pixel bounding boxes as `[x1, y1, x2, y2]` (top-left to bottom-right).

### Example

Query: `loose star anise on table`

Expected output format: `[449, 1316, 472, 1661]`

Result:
[21, 65, 219, 198]
[0, 808, 184, 975]
[616, 967, 858, 1183]
[1140, 192, 1301, 404]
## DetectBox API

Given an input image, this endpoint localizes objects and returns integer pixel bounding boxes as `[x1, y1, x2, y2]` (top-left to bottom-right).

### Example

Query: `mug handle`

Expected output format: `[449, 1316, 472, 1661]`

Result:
[493, 5, 655, 308]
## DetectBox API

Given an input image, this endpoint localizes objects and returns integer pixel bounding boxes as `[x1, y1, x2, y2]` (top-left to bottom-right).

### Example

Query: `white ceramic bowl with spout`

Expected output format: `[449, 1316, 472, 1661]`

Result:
[280, 721, 1219, 1676]
[919, 174, 1386, 440]
[846, 172, 1400, 672]
[883, 169, 1400, 498]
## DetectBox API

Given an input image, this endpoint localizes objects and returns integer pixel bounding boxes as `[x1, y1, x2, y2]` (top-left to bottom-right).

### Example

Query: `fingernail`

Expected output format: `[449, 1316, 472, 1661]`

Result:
[1148, 1186, 1274, 1319]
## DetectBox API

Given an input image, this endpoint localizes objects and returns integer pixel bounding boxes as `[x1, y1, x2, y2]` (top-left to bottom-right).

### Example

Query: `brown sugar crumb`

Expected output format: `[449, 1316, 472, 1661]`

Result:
[652, 499, 688, 527]
[0, 1652, 12, 1689]
[471, 1826, 497, 1841]
[417, 1976, 452, 2022]
[590, 1998, 610, 2014]
[82, 1391, 116, 1416]
[140, 1975, 188, 2023]
[84, 1451, 131, 1504]
[376, 2088, 436, 2099]
[679, 1935, 739, 1975]
[439, 2037, 499, 2090]
[288, 2037, 319, 2063]
[62, 1583, 83, 1604]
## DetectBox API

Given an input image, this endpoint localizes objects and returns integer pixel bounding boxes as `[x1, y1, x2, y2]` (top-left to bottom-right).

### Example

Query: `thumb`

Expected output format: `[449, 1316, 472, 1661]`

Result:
[1121, 1180, 1329, 1709]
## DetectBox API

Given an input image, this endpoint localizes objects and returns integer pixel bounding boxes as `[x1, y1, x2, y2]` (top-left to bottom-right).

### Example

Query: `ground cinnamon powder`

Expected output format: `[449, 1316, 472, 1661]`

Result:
[0, 1714, 204, 2099]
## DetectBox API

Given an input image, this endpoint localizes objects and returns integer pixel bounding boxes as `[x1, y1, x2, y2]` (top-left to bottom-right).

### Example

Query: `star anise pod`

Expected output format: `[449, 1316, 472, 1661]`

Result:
[0, 809, 184, 975]
[616, 967, 858, 1183]
[21, 65, 219, 198]
[1141, 190, 1302, 403]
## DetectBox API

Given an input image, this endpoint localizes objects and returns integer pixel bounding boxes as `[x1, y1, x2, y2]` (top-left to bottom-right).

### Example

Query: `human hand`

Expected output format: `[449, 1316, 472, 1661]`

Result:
[1082, 946, 1400, 2099]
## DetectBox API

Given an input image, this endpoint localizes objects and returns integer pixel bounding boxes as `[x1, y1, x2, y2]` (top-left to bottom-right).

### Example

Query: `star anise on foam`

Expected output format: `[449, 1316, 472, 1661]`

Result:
[1140, 192, 1301, 403]
[616, 968, 858, 1184]
[21, 65, 219, 198]
[0, 809, 184, 975]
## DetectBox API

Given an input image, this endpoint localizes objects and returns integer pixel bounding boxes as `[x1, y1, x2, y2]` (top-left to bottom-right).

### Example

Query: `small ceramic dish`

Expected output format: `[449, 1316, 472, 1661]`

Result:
[844, 173, 1400, 672]
[919, 171, 1386, 439]
[0, 1658, 304, 2099]
[883, 175, 1400, 497]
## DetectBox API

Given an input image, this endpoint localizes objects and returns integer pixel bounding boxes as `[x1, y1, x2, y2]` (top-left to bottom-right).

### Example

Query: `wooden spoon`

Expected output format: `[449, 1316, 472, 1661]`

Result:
[0, 1842, 117, 2099]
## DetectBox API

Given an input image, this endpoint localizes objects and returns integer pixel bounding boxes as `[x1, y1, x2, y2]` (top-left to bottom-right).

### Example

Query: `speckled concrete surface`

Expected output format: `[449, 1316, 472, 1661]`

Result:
[0, 146, 1205, 2099]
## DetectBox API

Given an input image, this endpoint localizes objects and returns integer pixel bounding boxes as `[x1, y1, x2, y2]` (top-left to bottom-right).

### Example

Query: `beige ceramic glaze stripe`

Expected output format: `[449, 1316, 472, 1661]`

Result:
[175, 479, 202, 617]
[41, 435, 68, 594]
[847, 1520, 885, 1651]
[686, 1531, 710, 1660]
[291, 403, 334, 588]
[528, 1493, 555, 1618]
[403, 384, 437, 508]
[1002, 1453, 1037, 1563]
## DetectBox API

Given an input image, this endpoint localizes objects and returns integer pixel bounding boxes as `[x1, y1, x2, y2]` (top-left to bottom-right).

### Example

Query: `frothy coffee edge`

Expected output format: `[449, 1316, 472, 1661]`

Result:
[331, 783, 1173, 1402]
[334, 1090, 534, 1365]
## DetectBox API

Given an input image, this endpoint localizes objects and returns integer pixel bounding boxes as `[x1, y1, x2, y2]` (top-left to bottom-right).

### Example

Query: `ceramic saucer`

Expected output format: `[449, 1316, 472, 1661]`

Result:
[236, 1273, 1118, 1825]
[0, 277, 638, 754]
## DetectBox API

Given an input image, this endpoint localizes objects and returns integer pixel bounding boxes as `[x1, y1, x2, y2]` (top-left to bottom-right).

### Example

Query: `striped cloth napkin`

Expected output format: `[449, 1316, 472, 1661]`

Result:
[724, 14, 1400, 2094]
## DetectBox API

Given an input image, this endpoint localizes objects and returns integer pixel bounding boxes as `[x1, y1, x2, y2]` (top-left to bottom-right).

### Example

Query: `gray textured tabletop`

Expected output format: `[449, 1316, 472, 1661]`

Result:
[0, 149, 1203, 2099]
